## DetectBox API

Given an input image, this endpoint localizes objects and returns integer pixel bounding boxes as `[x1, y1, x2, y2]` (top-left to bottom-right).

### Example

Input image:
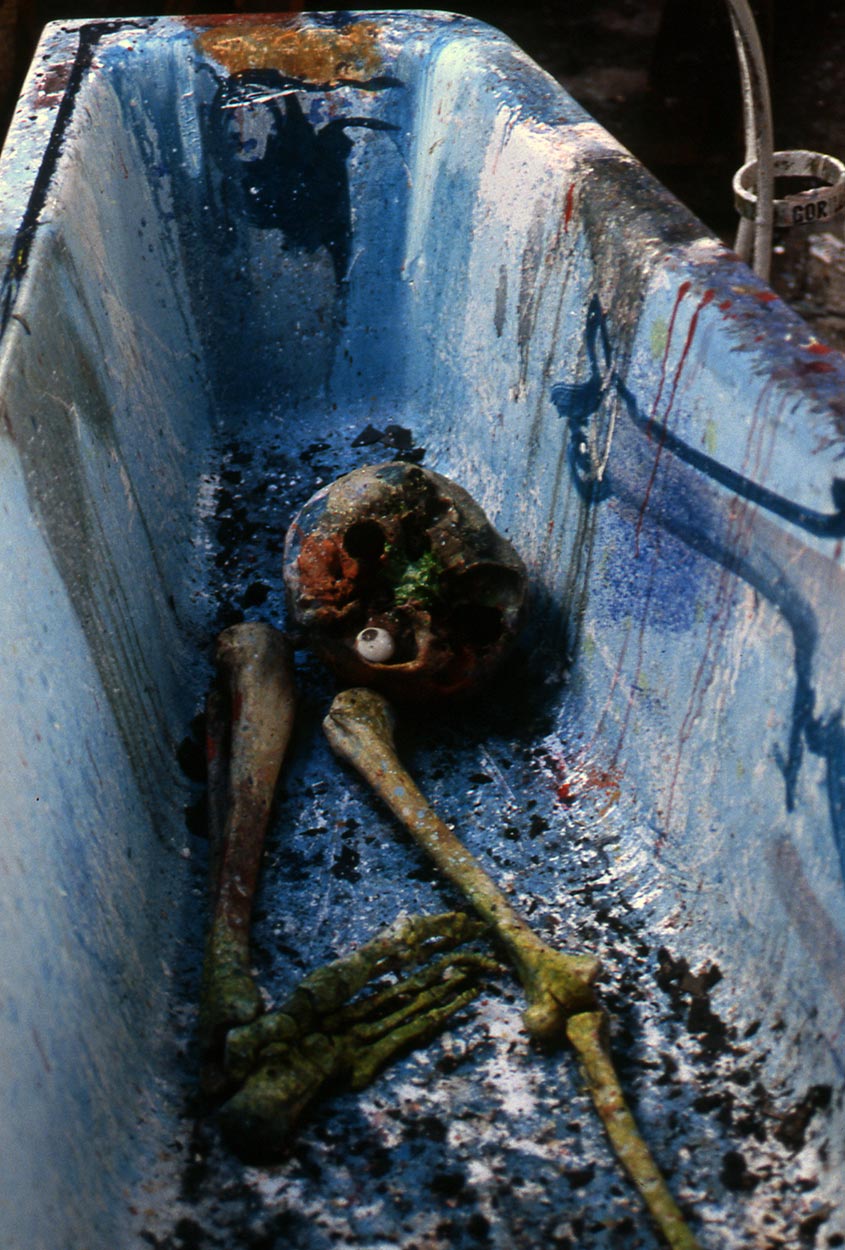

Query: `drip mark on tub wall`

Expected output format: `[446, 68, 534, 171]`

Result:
[767, 836, 845, 1017]
[494, 264, 507, 338]
[563, 183, 575, 233]
[0, 19, 157, 338]
[637, 288, 715, 551]
[663, 379, 784, 830]
[648, 280, 690, 432]
[553, 295, 845, 537]
[551, 294, 845, 878]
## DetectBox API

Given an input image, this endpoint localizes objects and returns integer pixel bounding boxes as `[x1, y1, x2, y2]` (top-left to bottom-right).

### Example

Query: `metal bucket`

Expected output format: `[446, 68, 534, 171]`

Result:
[1, 13, 843, 1248]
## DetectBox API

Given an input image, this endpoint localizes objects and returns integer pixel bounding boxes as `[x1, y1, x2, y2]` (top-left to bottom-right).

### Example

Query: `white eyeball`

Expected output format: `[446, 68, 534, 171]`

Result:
[355, 626, 395, 664]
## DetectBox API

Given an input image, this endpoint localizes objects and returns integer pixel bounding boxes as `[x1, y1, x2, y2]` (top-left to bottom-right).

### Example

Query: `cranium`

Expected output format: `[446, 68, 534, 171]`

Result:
[283, 462, 526, 699]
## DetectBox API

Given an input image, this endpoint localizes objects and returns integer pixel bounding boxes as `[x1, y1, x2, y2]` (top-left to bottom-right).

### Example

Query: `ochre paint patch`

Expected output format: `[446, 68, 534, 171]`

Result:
[194, 19, 384, 84]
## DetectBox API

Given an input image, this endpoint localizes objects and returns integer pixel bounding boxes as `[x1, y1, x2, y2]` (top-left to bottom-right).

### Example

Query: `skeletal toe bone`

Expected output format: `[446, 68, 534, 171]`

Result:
[224, 909, 489, 1083]
[217, 910, 495, 1157]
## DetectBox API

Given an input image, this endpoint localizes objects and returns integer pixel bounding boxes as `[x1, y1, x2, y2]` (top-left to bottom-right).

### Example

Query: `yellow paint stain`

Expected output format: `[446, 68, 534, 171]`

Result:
[195, 19, 385, 84]
[581, 632, 597, 661]
[649, 316, 668, 359]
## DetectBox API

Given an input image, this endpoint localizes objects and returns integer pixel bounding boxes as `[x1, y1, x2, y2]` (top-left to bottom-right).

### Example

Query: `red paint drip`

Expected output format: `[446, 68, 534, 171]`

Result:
[556, 778, 576, 805]
[563, 184, 575, 233]
[545, 748, 621, 811]
[806, 340, 833, 355]
[661, 288, 715, 420]
[649, 281, 691, 432]
[753, 290, 778, 303]
[719, 299, 732, 311]
[32, 1026, 53, 1075]
[637, 289, 715, 549]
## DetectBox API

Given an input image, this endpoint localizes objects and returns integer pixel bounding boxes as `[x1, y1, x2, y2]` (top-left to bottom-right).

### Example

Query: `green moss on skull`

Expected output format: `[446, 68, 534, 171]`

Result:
[392, 549, 443, 607]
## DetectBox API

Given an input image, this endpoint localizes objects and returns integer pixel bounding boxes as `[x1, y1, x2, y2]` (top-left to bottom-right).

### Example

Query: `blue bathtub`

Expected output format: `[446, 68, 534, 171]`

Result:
[0, 12, 843, 1248]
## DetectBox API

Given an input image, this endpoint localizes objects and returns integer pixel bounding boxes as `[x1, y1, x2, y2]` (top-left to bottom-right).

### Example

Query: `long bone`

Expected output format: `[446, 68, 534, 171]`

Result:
[199, 622, 296, 1065]
[324, 687, 702, 1250]
[324, 688, 600, 1039]
[199, 625, 497, 1152]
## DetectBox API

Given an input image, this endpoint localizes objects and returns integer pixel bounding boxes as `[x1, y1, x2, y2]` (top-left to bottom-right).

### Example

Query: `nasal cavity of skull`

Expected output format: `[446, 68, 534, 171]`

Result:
[448, 602, 503, 647]
[400, 516, 432, 561]
[343, 520, 386, 562]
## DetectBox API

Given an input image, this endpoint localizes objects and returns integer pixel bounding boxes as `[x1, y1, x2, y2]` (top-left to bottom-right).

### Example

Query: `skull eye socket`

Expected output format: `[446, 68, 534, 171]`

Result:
[451, 564, 525, 607]
[343, 520, 386, 561]
[447, 603, 504, 648]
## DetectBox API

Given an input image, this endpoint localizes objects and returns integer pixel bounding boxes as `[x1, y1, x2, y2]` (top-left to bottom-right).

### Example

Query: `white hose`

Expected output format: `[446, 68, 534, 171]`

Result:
[725, 0, 775, 280]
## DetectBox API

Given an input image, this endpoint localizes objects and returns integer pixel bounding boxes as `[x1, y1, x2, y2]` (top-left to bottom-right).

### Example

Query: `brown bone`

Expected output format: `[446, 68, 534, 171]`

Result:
[200, 623, 296, 1061]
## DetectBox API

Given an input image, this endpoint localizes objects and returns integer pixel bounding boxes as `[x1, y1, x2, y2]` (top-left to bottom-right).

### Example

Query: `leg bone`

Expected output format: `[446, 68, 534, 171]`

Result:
[323, 687, 599, 1044]
[199, 622, 296, 1063]
[323, 687, 702, 1250]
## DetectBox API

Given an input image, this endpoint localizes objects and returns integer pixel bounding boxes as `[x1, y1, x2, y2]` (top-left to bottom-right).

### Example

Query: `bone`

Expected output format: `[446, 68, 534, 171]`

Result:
[223, 910, 491, 1084]
[199, 622, 296, 1062]
[217, 910, 497, 1158]
[567, 1011, 702, 1250]
[323, 686, 702, 1250]
[323, 687, 600, 1043]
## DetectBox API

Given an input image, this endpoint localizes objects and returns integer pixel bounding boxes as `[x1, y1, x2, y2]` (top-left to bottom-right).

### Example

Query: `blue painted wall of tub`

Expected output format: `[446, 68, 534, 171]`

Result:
[0, 12, 843, 1247]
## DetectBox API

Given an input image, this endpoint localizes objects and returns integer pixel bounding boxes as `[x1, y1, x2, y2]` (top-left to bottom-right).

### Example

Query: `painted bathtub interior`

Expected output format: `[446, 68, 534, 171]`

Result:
[0, 12, 843, 1249]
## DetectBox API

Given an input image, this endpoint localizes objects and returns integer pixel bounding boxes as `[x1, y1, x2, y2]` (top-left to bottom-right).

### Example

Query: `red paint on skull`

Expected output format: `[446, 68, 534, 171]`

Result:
[283, 463, 527, 701]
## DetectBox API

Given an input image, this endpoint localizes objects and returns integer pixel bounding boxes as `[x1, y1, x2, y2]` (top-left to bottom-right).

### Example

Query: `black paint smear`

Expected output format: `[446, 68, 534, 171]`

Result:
[656, 947, 731, 1055]
[565, 1163, 597, 1189]
[0, 19, 157, 337]
[331, 837, 361, 883]
[430, 1169, 466, 1197]
[774, 1084, 832, 1152]
[206, 69, 400, 285]
[351, 423, 384, 447]
[552, 294, 845, 881]
[351, 422, 425, 462]
[554, 294, 845, 537]
[177, 714, 208, 784]
[719, 1149, 759, 1192]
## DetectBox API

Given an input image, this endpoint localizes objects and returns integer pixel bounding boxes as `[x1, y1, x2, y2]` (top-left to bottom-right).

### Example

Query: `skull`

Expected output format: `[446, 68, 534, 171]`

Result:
[283, 462, 527, 700]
